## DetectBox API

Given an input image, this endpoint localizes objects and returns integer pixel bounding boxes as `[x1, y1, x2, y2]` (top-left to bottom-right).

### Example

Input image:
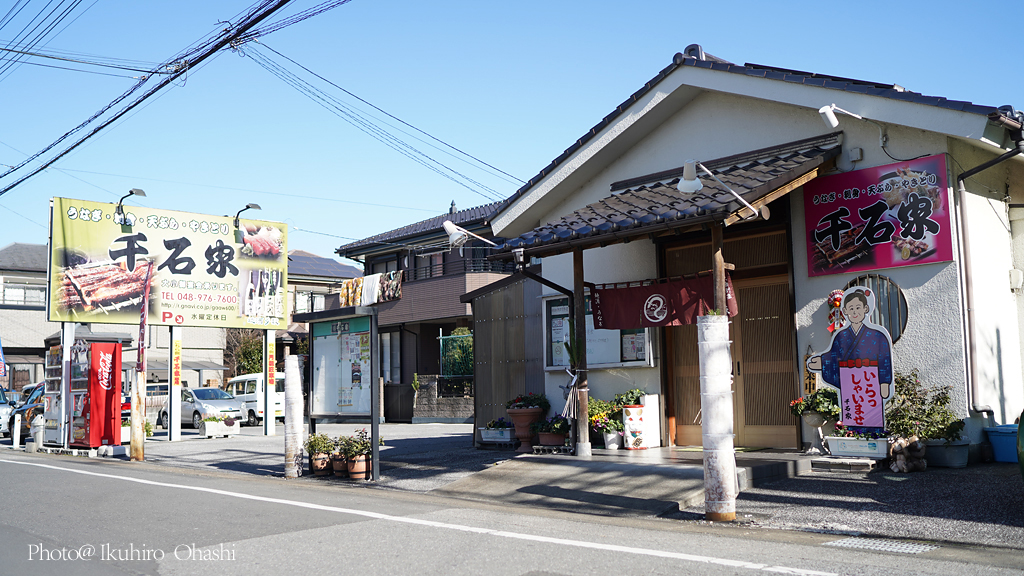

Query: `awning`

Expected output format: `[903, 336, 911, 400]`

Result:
[491, 132, 841, 260]
[145, 360, 228, 372]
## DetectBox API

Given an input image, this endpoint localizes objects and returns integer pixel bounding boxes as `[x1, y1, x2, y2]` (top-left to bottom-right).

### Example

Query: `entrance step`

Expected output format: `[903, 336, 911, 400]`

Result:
[811, 457, 878, 472]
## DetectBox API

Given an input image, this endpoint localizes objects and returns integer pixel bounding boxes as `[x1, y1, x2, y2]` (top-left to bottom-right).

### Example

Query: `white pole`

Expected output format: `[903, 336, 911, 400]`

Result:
[697, 315, 737, 521]
[284, 355, 303, 478]
[60, 322, 75, 449]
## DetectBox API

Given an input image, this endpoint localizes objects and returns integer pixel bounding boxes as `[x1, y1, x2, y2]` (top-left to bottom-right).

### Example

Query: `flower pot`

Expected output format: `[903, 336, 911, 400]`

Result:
[602, 431, 621, 450]
[507, 407, 544, 453]
[801, 411, 827, 428]
[198, 419, 239, 438]
[825, 436, 889, 459]
[309, 452, 331, 476]
[331, 453, 347, 476]
[347, 454, 370, 480]
[479, 428, 514, 443]
[923, 438, 969, 468]
[537, 432, 566, 446]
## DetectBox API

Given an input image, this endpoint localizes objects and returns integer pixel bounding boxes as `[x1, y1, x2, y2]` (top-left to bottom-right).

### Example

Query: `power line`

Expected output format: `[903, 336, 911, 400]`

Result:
[244, 44, 507, 203]
[258, 42, 524, 185]
[0, 44, 168, 74]
[0, 0, 299, 197]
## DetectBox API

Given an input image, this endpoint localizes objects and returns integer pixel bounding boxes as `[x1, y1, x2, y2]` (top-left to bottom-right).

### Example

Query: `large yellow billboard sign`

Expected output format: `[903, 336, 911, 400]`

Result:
[48, 197, 288, 329]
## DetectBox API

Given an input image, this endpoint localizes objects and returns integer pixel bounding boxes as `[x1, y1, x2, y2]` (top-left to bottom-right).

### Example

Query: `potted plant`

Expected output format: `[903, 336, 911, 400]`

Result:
[616, 388, 647, 450]
[790, 387, 841, 428]
[826, 422, 890, 458]
[479, 417, 514, 443]
[506, 392, 550, 453]
[331, 437, 348, 477]
[885, 370, 967, 468]
[531, 415, 570, 446]
[304, 432, 334, 476]
[199, 414, 239, 438]
[591, 414, 624, 449]
[341, 428, 383, 480]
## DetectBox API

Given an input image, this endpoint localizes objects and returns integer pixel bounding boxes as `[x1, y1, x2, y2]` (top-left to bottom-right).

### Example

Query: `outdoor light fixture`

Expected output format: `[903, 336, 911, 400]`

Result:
[512, 247, 525, 269]
[443, 220, 496, 256]
[234, 203, 261, 229]
[115, 188, 146, 218]
[678, 161, 760, 220]
[676, 160, 704, 193]
[819, 103, 887, 147]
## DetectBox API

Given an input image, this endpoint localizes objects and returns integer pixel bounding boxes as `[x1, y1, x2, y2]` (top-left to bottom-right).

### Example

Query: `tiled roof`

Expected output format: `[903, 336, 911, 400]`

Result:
[496, 133, 842, 258]
[336, 200, 508, 257]
[506, 46, 1005, 206]
[287, 250, 361, 279]
[0, 242, 48, 272]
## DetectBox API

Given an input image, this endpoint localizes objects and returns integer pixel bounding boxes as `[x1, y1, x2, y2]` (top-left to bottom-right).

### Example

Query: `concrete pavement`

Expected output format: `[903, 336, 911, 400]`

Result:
[5, 422, 1022, 551]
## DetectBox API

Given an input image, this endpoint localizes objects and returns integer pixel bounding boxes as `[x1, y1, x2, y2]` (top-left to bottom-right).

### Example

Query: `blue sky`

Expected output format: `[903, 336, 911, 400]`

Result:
[1, 1, 1020, 267]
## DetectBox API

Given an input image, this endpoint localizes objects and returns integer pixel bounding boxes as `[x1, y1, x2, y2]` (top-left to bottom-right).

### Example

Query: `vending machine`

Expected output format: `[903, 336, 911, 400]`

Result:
[44, 342, 123, 447]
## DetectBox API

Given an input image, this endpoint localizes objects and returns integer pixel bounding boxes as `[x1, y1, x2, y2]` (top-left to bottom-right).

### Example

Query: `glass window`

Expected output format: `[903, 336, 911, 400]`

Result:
[843, 274, 909, 344]
[295, 291, 310, 314]
[313, 294, 325, 312]
[430, 253, 444, 277]
[275, 378, 285, 393]
[245, 381, 256, 394]
[372, 259, 397, 275]
[380, 333, 392, 383]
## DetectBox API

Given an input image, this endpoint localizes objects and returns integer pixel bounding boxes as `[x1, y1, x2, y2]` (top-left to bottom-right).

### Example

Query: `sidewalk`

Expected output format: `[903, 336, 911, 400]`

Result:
[6, 423, 1023, 550]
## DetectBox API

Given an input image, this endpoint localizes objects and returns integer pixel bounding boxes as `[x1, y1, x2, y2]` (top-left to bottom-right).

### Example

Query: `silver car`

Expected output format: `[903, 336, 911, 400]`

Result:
[0, 388, 15, 437]
[163, 387, 244, 429]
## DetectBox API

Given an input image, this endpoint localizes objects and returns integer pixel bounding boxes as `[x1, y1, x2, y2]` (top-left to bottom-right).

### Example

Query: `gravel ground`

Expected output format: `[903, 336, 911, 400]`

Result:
[677, 463, 1024, 549]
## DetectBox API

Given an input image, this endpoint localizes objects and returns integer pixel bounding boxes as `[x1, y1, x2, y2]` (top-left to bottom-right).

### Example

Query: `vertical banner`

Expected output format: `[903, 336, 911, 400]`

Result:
[169, 327, 182, 442]
[804, 154, 953, 277]
[0, 335, 7, 379]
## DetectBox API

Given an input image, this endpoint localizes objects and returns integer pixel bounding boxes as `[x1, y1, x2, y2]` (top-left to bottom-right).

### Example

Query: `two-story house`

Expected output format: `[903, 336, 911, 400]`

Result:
[335, 201, 515, 421]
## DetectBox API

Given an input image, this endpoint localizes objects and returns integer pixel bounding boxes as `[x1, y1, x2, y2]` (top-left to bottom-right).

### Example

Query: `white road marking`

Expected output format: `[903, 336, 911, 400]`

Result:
[1, 458, 835, 575]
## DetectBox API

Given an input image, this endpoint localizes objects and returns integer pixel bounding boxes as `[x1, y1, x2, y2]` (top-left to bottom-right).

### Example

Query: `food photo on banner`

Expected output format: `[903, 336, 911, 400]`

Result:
[47, 197, 288, 330]
[804, 154, 954, 277]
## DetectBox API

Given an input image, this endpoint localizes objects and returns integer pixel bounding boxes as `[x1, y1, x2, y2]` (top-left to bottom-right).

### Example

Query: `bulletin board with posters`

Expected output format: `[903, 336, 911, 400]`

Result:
[544, 296, 653, 370]
[47, 197, 288, 329]
[309, 315, 373, 416]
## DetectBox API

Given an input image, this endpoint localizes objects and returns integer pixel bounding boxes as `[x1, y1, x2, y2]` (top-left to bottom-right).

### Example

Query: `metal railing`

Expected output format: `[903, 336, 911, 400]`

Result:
[409, 257, 515, 281]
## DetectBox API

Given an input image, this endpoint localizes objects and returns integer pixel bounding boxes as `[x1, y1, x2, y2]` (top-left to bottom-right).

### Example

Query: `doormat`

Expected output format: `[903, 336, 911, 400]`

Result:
[671, 446, 768, 452]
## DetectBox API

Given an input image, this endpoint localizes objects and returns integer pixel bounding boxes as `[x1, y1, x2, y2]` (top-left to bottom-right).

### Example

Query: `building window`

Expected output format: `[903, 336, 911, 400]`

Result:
[1, 283, 45, 306]
[295, 291, 310, 314]
[312, 294, 325, 312]
[429, 253, 444, 277]
[379, 331, 401, 384]
[843, 274, 909, 343]
[372, 259, 398, 275]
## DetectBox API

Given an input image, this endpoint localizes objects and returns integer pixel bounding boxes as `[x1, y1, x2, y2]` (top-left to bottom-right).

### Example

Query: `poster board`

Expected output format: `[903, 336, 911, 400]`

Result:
[544, 296, 652, 370]
[310, 316, 372, 416]
[48, 197, 288, 329]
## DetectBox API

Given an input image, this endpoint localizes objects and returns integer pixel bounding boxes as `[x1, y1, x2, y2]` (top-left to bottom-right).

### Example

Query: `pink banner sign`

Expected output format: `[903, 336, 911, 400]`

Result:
[804, 154, 953, 277]
[839, 363, 883, 428]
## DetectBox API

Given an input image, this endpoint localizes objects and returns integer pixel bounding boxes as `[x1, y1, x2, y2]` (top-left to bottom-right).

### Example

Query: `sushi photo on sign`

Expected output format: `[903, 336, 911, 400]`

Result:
[239, 224, 283, 259]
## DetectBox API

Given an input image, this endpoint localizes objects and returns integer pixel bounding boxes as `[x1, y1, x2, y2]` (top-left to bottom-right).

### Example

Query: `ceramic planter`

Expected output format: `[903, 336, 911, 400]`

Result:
[602, 431, 622, 450]
[825, 436, 888, 459]
[923, 438, 969, 468]
[347, 454, 370, 480]
[801, 411, 827, 428]
[537, 432, 567, 446]
[479, 428, 514, 442]
[309, 452, 331, 476]
[507, 407, 544, 453]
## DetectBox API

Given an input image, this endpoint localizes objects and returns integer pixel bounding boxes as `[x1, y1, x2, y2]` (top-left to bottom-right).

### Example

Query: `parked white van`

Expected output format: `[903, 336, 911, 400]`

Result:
[225, 372, 285, 427]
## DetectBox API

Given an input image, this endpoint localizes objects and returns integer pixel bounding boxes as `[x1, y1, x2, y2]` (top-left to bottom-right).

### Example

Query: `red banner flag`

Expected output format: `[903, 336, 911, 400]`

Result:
[592, 274, 737, 329]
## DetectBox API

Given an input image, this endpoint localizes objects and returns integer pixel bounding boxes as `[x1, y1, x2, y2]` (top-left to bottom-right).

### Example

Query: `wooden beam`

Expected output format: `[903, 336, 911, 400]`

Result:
[711, 223, 726, 313]
[723, 165, 827, 226]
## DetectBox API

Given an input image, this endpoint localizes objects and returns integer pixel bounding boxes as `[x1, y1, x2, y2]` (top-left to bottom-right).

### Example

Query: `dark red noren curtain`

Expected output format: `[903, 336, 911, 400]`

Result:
[592, 274, 737, 329]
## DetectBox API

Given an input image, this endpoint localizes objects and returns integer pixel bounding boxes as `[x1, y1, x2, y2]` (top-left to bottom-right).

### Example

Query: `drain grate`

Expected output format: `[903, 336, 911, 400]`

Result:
[824, 537, 939, 554]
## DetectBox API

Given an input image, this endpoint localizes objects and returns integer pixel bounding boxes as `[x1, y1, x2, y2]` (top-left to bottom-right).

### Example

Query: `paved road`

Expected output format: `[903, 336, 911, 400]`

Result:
[2, 451, 1021, 576]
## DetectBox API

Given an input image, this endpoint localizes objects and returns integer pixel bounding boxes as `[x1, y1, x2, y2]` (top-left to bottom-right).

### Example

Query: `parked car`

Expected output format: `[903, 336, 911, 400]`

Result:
[159, 387, 244, 429]
[0, 388, 16, 437]
[224, 372, 285, 426]
[8, 383, 45, 442]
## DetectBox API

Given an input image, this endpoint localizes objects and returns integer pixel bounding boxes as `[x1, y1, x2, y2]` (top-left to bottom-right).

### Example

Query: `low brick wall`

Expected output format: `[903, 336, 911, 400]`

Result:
[412, 374, 473, 423]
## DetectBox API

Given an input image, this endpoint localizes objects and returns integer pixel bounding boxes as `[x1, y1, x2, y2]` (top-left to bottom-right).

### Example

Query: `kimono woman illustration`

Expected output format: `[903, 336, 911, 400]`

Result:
[806, 287, 893, 429]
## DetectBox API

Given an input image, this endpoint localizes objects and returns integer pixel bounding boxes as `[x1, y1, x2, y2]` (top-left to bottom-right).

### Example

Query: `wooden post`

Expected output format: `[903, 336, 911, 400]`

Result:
[573, 248, 591, 456]
[711, 223, 726, 313]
